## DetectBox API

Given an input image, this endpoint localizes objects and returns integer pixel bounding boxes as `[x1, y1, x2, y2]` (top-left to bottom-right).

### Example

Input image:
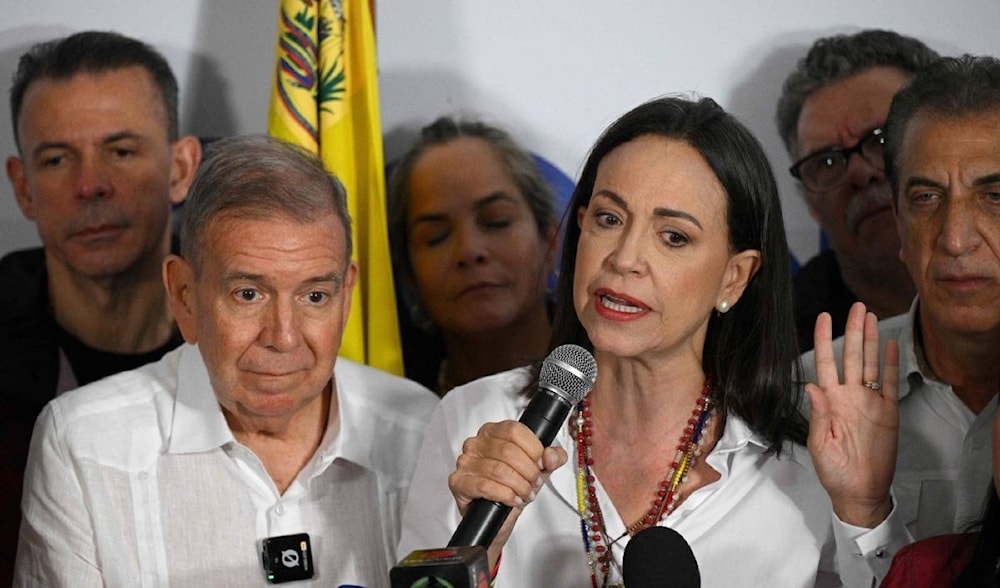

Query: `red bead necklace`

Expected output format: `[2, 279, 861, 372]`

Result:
[574, 381, 714, 588]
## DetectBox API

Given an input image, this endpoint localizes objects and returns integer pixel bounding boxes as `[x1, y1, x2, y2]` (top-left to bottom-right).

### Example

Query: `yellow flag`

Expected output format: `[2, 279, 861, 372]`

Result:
[268, 0, 403, 375]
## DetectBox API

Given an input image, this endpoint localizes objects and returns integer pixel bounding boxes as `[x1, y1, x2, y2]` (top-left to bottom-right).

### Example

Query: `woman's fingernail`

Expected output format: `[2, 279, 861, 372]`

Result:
[514, 495, 525, 507]
[527, 490, 537, 503]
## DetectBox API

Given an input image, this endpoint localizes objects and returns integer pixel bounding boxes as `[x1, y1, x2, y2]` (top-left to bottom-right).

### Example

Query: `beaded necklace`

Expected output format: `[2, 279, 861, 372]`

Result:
[574, 382, 714, 588]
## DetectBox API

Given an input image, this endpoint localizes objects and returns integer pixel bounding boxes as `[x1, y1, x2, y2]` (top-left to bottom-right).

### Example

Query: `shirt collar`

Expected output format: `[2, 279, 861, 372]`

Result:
[895, 299, 925, 399]
[323, 360, 372, 469]
[166, 345, 358, 465]
[710, 412, 770, 455]
[166, 348, 372, 494]
[167, 344, 235, 454]
[548, 409, 770, 509]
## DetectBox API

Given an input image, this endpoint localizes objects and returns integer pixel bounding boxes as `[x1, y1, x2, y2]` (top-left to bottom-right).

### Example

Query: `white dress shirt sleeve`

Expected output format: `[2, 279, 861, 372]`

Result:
[832, 495, 914, 588]
[396, 399, 463, 558]
[14, 403, 102, 587]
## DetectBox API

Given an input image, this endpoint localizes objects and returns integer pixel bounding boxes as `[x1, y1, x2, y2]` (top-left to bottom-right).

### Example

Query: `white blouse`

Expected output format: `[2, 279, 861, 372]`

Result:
[398, 367, 842, 587]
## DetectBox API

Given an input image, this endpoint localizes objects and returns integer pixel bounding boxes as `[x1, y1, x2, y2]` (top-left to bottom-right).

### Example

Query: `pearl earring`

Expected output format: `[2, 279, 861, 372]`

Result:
[718, 300, 730, 314]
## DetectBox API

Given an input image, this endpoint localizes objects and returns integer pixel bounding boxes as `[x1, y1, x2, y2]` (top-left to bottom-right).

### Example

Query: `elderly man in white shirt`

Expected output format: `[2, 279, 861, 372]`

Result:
[14, 135, 437, 587]
[804, 55, 1000, 587]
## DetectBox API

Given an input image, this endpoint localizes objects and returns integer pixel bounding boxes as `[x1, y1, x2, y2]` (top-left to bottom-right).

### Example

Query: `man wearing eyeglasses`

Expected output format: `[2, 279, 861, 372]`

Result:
[803, 54, 1000, 587]
[776, 29, 939, 352]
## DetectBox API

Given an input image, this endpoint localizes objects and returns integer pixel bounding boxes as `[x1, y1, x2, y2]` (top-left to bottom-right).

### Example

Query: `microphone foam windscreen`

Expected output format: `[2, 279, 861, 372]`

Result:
[539, 344, 598, 403]
[623, 526, 700, 588]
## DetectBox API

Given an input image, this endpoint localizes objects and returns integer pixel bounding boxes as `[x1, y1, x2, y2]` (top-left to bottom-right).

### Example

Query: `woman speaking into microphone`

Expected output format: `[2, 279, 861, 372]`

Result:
[398, 95, 862, 587]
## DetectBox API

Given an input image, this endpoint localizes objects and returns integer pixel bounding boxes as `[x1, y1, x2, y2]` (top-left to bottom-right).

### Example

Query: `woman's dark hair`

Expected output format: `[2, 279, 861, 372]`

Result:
[533, 95, 806, 449]
[954, 489, 1000, 587]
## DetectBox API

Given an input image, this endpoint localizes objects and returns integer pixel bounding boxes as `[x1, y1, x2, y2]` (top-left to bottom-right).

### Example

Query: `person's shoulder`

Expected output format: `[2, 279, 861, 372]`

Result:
[0, 247, 44, 274]
[334, 359, 438, 485]
[798, 342, 822, 381]
[434, 367, 531, 428]
[884, 533, 976, 587]
[722, 413, 808, 467]
[0, 250, 57, 402]
[877, 309, 910, 337]
[800, 306, 910, 356]
[335, 357, 438, 415]
[792, 250, 856, 352]
[27, 350, 179, 473]
[335, 357, 436, 396]
[770, 437, 817, 471]
[756, 437, 834, 516]
[715, 415, 831, 523]
[442, 367, 530, 408]
[43, 347, 182, 438]
[0, 247, 46, 310]
[895, 532, 972, 560]
[793, 250, 844, 289]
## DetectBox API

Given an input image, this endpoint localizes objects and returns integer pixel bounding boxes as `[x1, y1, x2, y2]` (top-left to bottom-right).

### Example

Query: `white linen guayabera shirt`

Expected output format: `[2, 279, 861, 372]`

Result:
[398, 367, 842, 588]
[14, 344, 437, 588]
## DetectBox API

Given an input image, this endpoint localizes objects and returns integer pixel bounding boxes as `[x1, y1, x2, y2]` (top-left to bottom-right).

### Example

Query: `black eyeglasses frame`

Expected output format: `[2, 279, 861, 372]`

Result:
[789, 127, 885, 192]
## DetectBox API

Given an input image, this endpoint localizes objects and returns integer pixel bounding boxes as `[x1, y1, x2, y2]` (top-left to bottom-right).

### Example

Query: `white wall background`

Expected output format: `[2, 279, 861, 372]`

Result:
[2, 1, 998, 264]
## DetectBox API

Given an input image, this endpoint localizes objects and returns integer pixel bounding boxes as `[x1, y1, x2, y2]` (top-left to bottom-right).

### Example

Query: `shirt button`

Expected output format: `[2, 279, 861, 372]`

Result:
[874, 547, 887, 558]
[275, 503, 286, 516]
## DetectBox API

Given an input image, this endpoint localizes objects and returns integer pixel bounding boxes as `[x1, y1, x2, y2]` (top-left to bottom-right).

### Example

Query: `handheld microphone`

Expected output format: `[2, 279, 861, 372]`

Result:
[391, 345, 597, 588]
[622, 526, 700, 588]
[447, 343, 598, 548]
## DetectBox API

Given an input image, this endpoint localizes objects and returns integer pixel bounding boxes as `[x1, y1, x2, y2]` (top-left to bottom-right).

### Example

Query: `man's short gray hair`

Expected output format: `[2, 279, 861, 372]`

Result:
[179, 135, 352, 271]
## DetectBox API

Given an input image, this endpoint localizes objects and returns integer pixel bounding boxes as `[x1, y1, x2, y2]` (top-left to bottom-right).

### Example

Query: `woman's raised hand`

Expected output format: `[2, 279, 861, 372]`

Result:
[807, 302, 900, 528]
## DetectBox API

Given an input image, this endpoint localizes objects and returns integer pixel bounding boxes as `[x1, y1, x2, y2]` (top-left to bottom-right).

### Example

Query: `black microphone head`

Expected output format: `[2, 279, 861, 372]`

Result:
[623, 526, 700, 588]
[539, 344, 598, 404]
